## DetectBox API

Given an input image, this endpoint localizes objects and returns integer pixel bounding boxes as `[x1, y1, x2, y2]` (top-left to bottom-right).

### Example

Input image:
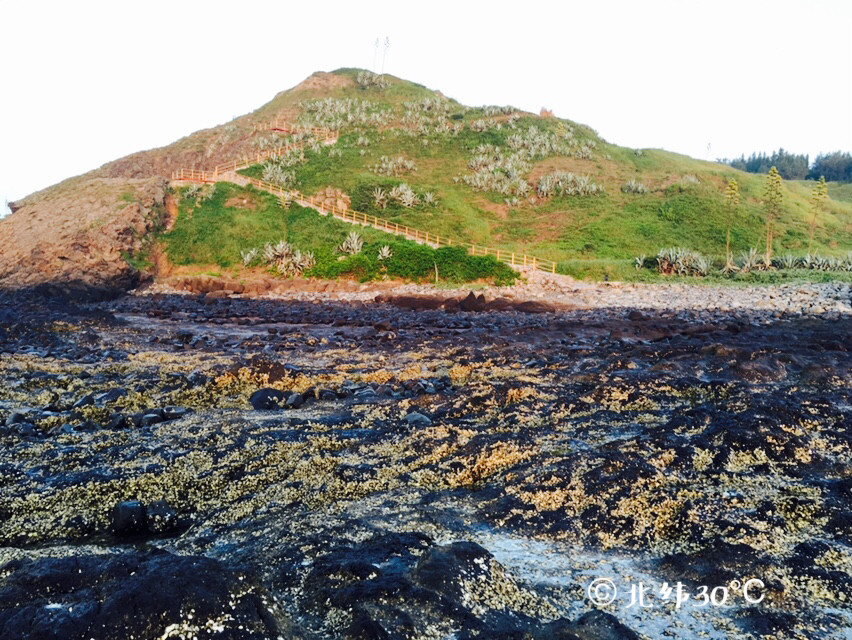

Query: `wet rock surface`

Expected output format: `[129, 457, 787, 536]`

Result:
[0, 550, 282, 640]
[0, 288, 851, 639]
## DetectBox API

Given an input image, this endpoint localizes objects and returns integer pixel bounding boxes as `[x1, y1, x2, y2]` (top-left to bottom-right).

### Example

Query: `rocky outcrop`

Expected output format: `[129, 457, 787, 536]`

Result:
[0, 177, 168, 295]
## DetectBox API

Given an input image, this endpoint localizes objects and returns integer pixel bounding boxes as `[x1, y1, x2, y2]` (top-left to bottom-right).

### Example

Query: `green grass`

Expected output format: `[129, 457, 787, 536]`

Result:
[163, 183, 289, 268]
[163, 183, 516, 285]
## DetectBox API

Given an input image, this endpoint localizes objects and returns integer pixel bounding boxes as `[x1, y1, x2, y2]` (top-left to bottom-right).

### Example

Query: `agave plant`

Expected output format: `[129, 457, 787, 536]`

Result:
[422, 191, 436, 206]
[262, 240, 293, 265]
[575, 144, 594, 160]
[372, 187, 388, 209]
[370, 155, 417, 177]
[776, 254, 798, 270]
[634, 255, 646, 270]
[721, 252, 739, 275]
[739, 248, 762, 273]
[537, 174, 556, 198]
[240, 248, 259, 267]
[377, 245, 393, 261]
[621, 179, 647, 195]
[338, 231, 363, 256]
[818, 256, 841, 271]
[398, 189, 419, 208]
[656, 247, 712, 276]
[799, 253, 820, 269]
[274, 248, 316, 276]
[691, 255, 712, 277]
[262, 163, 296, 188]
[537, 172, 604, 197]
[355, 71, 390, 89]
[471, 119, 490, 132]
[390, 183, 419, 207]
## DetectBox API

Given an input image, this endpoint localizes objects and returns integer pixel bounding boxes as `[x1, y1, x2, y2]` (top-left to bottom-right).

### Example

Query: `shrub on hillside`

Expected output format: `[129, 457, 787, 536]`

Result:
[621, 179, 647, 195]
[774, 252, 852, 271]
[308, 241, 517, 285]
[537, 172, 604, 197]
[338, 231, 364, 256]
[369, 155, 417, 177]
[356, 71, 390, 89]
[351, 180, 437, 214]
[656, 247, 712, 276]
[262, 164, 296, 188]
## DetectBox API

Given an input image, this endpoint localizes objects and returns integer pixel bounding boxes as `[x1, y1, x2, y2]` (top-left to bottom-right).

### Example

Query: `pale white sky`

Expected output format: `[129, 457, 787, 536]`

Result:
[1, 0, 850, 216]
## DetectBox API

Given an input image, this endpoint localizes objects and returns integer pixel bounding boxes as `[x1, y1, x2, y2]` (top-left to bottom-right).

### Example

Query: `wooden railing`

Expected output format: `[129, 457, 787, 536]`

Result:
[171, 121, 558, 274]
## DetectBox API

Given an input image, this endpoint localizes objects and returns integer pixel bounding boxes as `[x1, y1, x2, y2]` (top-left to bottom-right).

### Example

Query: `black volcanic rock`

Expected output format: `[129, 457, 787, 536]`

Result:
[110, 500, 145, 535]
[459, 292, 487, 312]
[0, 551, 284, 640]
[249, 388, 287, 410]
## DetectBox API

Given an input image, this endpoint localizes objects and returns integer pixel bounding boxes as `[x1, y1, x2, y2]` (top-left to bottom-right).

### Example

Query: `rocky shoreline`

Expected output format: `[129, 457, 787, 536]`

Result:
[0, 283, 851, 639]
[152, 273, 852, 319]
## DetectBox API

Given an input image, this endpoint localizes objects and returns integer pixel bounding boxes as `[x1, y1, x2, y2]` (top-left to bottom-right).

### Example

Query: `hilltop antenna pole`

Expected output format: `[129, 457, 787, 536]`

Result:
[373, 38, 379, 72]
[381, 36, 390, 77]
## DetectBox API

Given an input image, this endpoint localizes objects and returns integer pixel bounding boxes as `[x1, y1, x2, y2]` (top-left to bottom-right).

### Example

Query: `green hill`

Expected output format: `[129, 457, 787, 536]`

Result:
[221, 68, 852, 277]
[5, 67, 852, 289]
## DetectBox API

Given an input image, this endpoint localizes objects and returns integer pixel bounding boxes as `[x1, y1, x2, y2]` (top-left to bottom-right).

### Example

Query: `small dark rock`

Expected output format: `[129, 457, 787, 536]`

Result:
[187, 370, 209, 387]
[14, 422, 36, 437]
[111, 500, 146, 535]
[106, 414, 127, 429]
[146, 501, 178, 533]
[140, 413, 164, 427]
[459, 291, 487, 312]
[72, 394, 95, 409]
[405, 412, 432, 427]
[5, 411, 27, 426]
[285, 392, 305, 409]
[561, 609, 641, 640]
[249, 388, 288, 410]
[95, 388, 127, 405]
[162, 406, 192, 420]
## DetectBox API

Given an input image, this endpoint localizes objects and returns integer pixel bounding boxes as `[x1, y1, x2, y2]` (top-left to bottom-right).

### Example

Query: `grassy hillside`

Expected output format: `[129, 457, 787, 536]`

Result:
[230, 68, 852, 270]
[163, 182, 517, 285]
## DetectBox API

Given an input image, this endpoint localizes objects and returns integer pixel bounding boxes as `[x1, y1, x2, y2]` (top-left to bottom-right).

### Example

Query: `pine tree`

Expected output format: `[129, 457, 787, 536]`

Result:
[807, 175, 828, 253]
[723, 178, 740, 273]
[763, 167, 783, 266]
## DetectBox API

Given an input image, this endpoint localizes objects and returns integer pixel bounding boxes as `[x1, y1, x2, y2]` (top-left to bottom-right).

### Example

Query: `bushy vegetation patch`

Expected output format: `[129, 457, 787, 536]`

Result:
[164, 183, 516, 285]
